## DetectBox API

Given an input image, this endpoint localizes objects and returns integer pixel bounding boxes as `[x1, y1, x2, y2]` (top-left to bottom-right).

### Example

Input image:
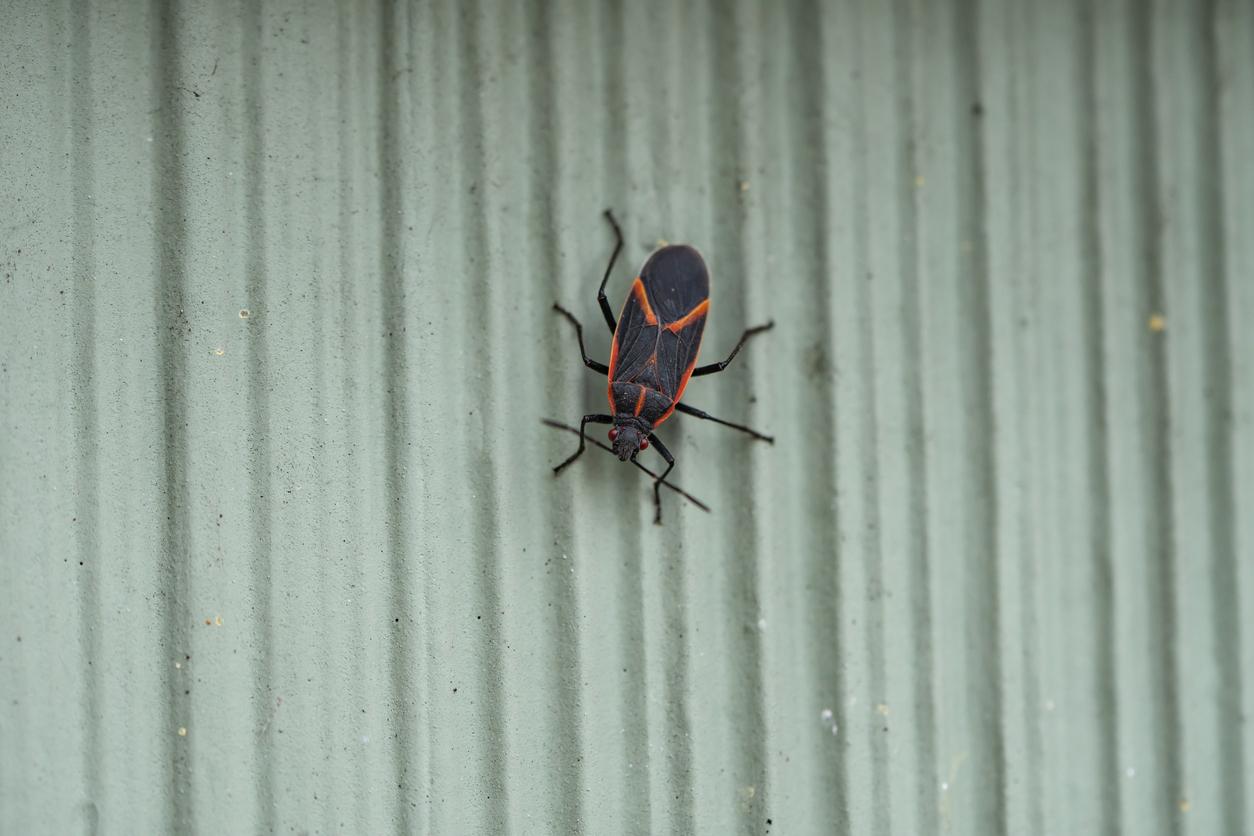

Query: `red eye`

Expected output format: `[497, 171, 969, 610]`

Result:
[638, 438, 649, 451]
[608, 428, 618, 441]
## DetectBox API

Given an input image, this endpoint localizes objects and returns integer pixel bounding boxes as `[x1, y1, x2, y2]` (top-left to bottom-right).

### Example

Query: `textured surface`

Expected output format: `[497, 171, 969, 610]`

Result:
[2, 0, 1252, 833]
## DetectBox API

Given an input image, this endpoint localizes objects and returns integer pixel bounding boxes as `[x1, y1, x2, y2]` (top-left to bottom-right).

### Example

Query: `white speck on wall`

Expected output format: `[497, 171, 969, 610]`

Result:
[757, 618, 767, 631]
[1125, 767, 1135, 778]
[941, 781, 949, 792]
[360, 735, 369, 745]
[820, 708, 833, 724]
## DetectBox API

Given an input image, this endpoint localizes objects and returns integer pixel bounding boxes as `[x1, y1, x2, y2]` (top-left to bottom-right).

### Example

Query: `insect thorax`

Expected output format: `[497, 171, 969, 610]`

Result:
[609, 381, 672, 427]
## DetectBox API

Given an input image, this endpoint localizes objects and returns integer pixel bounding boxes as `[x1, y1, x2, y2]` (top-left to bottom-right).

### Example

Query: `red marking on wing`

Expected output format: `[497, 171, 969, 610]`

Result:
[632, 278, 658, 326]
[664, 298, 709, 333]
[633, 385, 647, 416]
[607, 325, 621, 378]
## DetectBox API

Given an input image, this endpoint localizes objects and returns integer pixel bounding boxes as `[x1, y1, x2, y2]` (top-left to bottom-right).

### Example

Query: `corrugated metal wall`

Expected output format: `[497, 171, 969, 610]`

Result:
[1, 0, 1252, 833]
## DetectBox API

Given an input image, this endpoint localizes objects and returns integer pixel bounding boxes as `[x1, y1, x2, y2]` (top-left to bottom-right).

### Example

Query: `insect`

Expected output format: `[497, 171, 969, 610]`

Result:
[551, 210, 773, 524]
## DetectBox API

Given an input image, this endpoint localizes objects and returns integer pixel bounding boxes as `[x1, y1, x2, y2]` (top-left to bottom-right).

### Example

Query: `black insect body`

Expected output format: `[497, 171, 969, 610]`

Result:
[552, 210, 773, 524]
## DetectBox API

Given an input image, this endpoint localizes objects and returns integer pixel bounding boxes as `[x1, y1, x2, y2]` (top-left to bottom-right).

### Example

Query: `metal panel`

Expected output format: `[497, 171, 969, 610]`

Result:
[1, 0, 1251, 833]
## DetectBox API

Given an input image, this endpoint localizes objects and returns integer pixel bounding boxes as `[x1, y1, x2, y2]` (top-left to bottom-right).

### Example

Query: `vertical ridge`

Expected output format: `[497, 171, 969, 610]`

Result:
[308, 4, 344, 824]
[151, 0, 193, 828]
[892, 0, 940, 828]
[1076, 0, 1120, 830]
[713, 2, 769, 831]
[1196, 1, 1245, 832]
[376, 0, 420, 829]
[411, 7, 441, 826]
[403, 7, 438, 831]
[1130, 7, 1183, 832]
[848, 1, 892, 831]
[333, 4, 371, 825]
[787, 0, 845, 829]
[953, 0, 1007, 829]
[529, 0, 585, 830]
[69, 2, 101, 823]
[660, 548, 694, 835]
[1005, 7, 1044, 831]
[456, 1, 509, 827]
[239, 5, 275, 830]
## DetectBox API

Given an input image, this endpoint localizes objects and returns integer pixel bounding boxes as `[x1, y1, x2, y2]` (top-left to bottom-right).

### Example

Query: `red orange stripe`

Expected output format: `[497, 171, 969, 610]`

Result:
[665, 298, 709, 333]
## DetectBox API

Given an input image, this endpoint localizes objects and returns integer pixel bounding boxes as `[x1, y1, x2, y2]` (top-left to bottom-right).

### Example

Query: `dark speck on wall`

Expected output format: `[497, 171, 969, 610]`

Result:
[804, 340, 830, 378]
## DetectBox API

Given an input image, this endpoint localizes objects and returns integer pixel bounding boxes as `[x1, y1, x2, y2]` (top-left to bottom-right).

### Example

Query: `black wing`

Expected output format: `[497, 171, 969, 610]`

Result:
[609, 245, 709, 401]
[609, 279, 659, 384]
[639, 245, 709, 324]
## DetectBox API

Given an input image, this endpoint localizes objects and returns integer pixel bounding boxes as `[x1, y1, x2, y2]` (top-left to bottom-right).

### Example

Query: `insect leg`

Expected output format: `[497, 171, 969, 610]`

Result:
[646, 433, 675, 525]
[691, 321, 774, 376]
[552, 304, 609, 374]
[674, 401, 773, 443]
[597, 209, 625, 334]
[552, 413, 613, 474]
[541, 419, 711, 512]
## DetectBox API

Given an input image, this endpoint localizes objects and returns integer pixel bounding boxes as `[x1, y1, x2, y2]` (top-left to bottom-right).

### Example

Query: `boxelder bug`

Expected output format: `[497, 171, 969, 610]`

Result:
[551, 210, 773, 524]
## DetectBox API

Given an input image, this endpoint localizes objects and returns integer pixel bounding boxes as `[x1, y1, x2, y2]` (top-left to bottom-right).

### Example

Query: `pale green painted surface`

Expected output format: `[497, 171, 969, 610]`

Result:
[1, 0, 1253, 834]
